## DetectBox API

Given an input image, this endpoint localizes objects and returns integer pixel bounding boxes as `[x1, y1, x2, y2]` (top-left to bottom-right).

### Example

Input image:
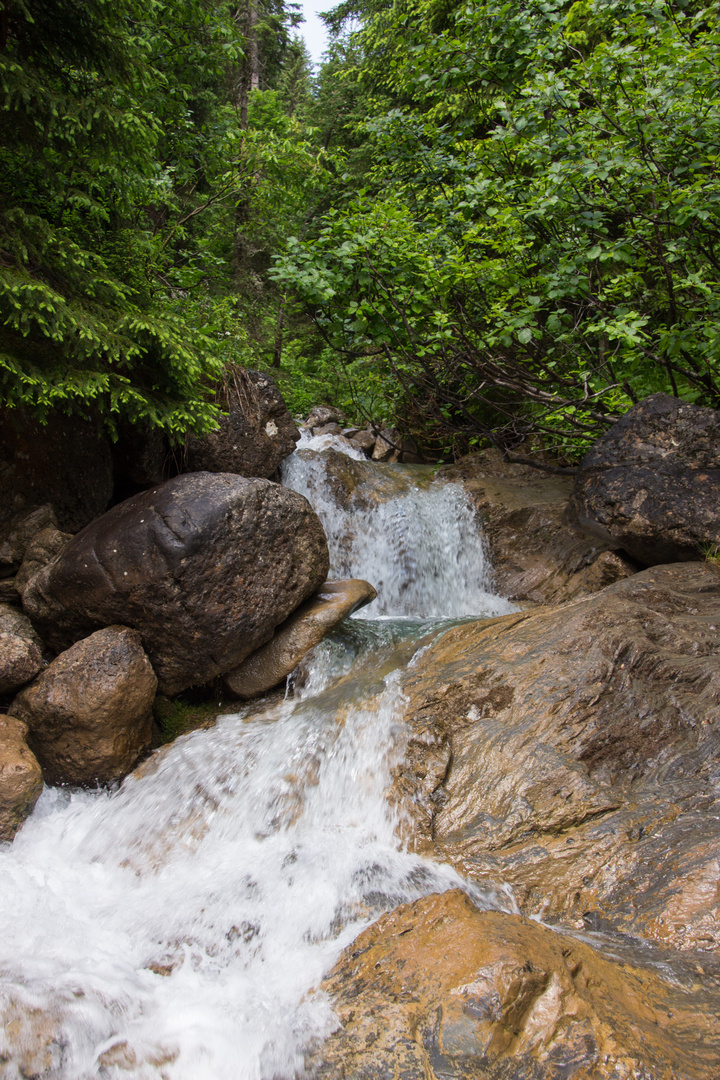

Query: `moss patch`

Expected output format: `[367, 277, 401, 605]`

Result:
[152, 691, 224, 747]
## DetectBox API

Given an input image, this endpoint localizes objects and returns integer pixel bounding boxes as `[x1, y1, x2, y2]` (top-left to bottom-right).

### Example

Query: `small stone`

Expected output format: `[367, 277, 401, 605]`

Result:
[305, 405, 346, 428]
[312, 422, 342, 436]
[349, 430, 376, 455]
[372, 428, 401, 462]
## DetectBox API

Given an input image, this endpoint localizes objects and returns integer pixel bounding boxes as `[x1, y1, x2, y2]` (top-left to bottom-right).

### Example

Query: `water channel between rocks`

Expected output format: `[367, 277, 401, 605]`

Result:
[0, 436, 516, 1080]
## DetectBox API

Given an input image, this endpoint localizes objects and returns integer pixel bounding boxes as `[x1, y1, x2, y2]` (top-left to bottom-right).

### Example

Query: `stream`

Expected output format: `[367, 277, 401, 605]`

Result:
[0, 436, 515, 1080]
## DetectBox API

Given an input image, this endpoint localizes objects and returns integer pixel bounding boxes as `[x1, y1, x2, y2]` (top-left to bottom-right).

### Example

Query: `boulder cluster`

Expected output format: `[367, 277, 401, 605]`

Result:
[0, 375, 378, 840]
[302, 405, 423, 462]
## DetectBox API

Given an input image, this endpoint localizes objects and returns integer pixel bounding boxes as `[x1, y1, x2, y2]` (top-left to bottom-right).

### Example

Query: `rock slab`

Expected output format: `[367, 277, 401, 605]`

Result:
[11, 626, 157, 786]
[394, 562, 720, 951]
[23, 473, 330, 694]
[310, 889, 720, 1080]
[0, 715, 43, 841]
[570, 392, 720, 564]
[224, 578, 377, 699]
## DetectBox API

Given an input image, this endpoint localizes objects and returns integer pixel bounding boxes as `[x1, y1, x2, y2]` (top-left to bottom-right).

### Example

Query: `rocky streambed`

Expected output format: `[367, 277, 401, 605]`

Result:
[1, 392, 720, 1078]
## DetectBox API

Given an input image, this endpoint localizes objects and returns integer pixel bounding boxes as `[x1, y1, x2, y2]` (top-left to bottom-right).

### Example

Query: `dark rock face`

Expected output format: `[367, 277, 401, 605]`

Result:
[311, 890, 720, 1080]
[569, 392, 720, 564]
[223, 578, 377, 699]
[11, 626, 157, 786]
[185, 369, 299, 479]
[437, 451, 636, 603]
[23, 473, 329, 695]
[393, 563, 720, 951]
[0, 410, 113, 532]
[0, 715, 43, 841]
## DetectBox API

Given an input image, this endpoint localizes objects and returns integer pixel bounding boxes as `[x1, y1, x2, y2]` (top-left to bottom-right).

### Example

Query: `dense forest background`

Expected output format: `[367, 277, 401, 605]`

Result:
[2, 0, 719, 459]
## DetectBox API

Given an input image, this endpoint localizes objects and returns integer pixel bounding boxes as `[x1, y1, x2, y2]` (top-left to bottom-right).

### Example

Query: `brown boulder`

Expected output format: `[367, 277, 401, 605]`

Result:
[10, 626, 157, 786]
[0, 505, 62, 603]
[0, 604, 43, 651]
[0, 632, 43, 695]
[0, 410, 113, 532]
[438, 450, 636, 603]
[393, 563, 720, 949]
[569, 392, 720, 564]
[310, 889, 720, 1080]
[22, 473, 329, 695]
[312, 422, 342, 436]
[223, 579, 377, 699]
[0, 715, 43, 840]
[185, 369, 299, 479]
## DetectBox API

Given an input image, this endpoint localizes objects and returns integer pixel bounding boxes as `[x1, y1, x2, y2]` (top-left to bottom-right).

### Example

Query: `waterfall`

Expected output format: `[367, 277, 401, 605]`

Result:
[282, 433, 514, 620]
[0, 438, 514, 1080]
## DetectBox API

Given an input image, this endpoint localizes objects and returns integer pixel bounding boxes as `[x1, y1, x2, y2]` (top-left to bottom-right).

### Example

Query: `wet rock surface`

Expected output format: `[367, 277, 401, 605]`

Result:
[224, 578, 377, 699]
[10, 626, 157, 786]
[393, 562, 720, 952]
[0, 715, 43, 840]
[570, 392, 720, 565]
[309, 889, 720, 1080]
[22, 472, 329, 695]
[437, 451, 636, 603]
[185, 369, 299, 479]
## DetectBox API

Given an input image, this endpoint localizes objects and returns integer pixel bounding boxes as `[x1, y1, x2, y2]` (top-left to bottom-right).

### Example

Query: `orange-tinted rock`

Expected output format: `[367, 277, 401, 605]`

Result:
[0, 714, 43, 841]
[310, 889, 720, 1080]
[393, 563, 720, 949]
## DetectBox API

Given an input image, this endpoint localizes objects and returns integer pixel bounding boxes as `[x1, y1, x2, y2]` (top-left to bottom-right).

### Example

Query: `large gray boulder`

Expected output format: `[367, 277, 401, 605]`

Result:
[11, 626, 157, 786]
[23, 473, 329, 695]
[185, 369, 299, 479]
[569, 392, 720, 564]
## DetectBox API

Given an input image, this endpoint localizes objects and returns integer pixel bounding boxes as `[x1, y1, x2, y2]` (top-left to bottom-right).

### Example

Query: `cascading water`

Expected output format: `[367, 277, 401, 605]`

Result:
[0, 436, 515, 1080]
[282, 432, 513, 620]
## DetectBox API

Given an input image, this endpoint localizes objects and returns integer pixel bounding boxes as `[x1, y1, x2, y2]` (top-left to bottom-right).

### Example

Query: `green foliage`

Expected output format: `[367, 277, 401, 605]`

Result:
[0, 0, 314, 437]
[275, 0, 720, 453]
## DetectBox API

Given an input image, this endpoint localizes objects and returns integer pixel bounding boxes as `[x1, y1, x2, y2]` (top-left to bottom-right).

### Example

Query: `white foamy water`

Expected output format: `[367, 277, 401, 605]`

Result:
[282, 432, 515, 620]
[0, 432, 515, 1079]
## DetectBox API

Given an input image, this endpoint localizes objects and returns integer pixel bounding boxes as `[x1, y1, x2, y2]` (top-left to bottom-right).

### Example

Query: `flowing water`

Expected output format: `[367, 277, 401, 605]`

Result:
[0, 437, 515, 1080]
